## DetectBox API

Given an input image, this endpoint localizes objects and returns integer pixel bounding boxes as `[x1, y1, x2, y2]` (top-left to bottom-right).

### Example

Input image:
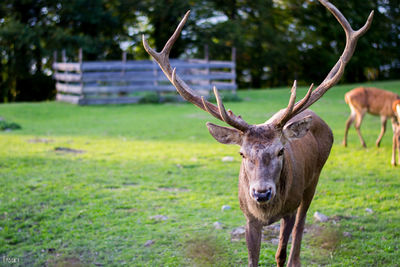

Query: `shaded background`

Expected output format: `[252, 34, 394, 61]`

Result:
[0, 0, 399, 102]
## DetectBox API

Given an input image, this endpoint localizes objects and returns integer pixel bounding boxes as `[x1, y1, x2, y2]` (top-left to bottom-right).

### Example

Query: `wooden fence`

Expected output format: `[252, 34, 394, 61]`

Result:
[53, 48, 237, 105]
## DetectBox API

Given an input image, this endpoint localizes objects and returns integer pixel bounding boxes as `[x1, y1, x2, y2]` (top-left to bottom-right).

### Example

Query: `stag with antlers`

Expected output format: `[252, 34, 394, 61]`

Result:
[143, 0, 373, 266]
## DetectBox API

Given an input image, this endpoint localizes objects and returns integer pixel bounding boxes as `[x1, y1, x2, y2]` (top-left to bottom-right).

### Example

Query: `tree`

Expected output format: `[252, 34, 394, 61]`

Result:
[0, 0, 133, 102]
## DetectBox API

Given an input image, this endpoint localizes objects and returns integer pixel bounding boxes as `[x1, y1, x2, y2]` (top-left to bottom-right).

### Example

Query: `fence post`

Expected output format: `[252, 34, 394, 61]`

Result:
[122, 51, 127, 75]
[61, 49, 69, 95]
[62, 50, 67, 63]
[204, 44, 210, 95]
[53, 51, 57, 65]
[152, 57, 160, 101]
[78, 48, 83, 100]
[119, 51, 128, 97]
[231, 47, 237, 94]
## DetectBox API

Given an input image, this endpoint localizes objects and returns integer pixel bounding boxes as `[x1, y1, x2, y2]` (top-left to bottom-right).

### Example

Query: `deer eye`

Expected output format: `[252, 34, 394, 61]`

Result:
[277, 148, 284, 157]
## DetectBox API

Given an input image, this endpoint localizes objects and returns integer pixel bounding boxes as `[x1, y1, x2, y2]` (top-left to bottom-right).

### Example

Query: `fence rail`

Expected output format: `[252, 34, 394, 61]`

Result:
[53, 48, 237, 105]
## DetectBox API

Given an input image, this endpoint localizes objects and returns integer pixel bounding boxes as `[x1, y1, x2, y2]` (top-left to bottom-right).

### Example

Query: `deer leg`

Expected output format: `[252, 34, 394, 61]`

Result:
[275, 214, 296, 267]
[343, 110, 356, 147]
[287, 187, 315, 267]
[245, 219, 263, 267]
[397, 136, 400, 166]
[354, 110, 367, 148]
[392, 132, 397, 166]
[376, 116, 387, 147]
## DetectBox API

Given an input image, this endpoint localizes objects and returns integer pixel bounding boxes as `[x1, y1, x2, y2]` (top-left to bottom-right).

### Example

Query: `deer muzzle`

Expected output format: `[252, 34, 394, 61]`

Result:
[251, 186, 274, 203]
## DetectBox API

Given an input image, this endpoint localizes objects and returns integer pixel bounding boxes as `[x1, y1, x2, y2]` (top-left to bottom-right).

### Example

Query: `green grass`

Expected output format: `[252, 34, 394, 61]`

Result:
[0, 80, 399, 266]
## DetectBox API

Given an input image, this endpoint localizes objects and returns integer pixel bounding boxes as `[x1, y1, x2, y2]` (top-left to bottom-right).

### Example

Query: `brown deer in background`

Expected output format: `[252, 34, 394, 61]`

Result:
[343, 87, 400, 149]
[143, 0, 373, 265]
[391, 100, 400, 165]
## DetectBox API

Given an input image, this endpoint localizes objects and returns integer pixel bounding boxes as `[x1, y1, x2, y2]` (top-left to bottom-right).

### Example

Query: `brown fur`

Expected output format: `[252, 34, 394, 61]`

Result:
[230, 110, 333, 266]
[392, 99, 400, 115]
[344, 87, 398, 116]
[391, 100, 400, 165]
[343, 87, 400, 165]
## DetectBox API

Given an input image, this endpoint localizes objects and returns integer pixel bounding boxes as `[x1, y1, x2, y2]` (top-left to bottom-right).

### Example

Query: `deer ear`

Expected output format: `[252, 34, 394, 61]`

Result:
[282, 115, 312, 140]
[206, 122, 243, 145]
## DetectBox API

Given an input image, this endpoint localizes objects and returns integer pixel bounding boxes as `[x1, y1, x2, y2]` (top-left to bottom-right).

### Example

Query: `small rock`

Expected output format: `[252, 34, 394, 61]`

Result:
[264, 224, 280, 232]
[314, 211, 329, 222]
[144, 240, 155, 247]
[54, 147, 85, 154]
[270, 238, 280, 245]
[150, 215, 168, 221]
[365, 208, 373, 214]
[221, 205, 231, 211]
[213, 222, 223, 230]
[343, 232, 352, 237]
[231, 226, 246, 241]
[222, 156, 234, 162]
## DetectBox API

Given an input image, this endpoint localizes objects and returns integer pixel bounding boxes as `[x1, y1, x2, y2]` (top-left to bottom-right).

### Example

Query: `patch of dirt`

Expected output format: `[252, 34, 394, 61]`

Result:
[261, 223, 281, 242]
[54, 147, 85, 154]
[46, 256, 83, 267]
[28, 138, 54, 144]
[231, 223, 340, 247]
[184, 235, 226, 266]
[305, 224, 342, 251]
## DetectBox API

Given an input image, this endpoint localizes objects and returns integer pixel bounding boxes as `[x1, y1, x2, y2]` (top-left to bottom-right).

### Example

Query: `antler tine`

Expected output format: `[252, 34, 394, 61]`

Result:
[276, 80, 298, 128]
[143, 11, 250, 132]
[171, 69, 250, 131]
[291, 0, 374, 115]
[143, 12, 216, 116]
[292, 83, 314, 114]
[170, 68, 222, 119]
[142, 10, 191, 80]
[213, 86, 249, 131]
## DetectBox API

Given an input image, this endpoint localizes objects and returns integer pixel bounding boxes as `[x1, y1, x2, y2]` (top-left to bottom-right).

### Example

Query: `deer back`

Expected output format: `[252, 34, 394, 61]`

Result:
[345, 87, 399, 117]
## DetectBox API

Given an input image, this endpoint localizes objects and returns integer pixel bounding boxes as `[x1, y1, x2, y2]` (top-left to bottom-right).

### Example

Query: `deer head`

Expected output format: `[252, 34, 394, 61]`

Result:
[143, 0, 373, 204]
[204, 81, 315, 203]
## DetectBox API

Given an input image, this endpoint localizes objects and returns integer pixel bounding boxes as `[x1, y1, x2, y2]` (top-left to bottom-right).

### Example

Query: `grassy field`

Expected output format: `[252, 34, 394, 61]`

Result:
[0, 80, 399, 266]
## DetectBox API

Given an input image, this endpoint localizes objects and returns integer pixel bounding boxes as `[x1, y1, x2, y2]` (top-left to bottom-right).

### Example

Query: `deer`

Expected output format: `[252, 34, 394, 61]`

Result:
[142, 0, 373, 266]
[391, 99, 400, 165]
[342, 87, 400, 150]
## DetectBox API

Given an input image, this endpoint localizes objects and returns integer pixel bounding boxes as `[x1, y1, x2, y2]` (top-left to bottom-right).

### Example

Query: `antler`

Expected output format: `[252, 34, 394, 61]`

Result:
[275, 0, 374, 128]
[142, 11, 249, 132]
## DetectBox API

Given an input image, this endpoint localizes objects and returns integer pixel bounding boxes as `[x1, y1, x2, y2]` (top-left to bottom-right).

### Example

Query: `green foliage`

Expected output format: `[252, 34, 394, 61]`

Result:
[1, 0, 400, 102]
[0, 0, 128, 102]
[0, 80, 399, 266]
[0, 120, 21, 131]
[137, 92, 160, 104]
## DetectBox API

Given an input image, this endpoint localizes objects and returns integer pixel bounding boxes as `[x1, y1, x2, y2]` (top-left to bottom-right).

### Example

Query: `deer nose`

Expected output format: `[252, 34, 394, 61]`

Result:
[252, 187, 273, 203]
